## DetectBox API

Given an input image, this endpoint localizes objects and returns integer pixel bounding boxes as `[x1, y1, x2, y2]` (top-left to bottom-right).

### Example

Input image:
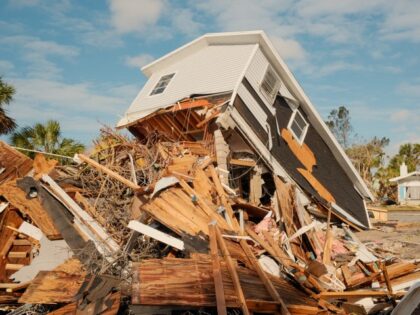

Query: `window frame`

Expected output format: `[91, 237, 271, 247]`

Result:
[149, 72, 176, 96]
[260, 65, 281, 103]
[287, 109, 309, 145]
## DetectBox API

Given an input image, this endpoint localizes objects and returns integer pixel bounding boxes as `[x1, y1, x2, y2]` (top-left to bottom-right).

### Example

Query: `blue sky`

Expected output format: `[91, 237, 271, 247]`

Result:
[1, 0, 419, 155]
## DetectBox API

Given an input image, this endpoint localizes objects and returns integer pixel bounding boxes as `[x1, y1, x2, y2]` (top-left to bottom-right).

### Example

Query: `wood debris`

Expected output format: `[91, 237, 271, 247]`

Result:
[0, 115, 419, 315]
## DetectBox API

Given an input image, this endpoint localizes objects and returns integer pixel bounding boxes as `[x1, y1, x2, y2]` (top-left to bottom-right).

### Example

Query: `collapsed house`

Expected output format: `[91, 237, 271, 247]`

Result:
[117, 31, 373, 230]
[0, 31, 419, 315]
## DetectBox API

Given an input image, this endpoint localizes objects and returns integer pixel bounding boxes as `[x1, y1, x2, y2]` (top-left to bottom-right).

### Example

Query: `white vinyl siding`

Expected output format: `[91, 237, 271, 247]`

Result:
[245, 48, 279, 112]
[119, 44, 257, 126]
[237, 83, 268, 129]
[287, 110, 309, 144]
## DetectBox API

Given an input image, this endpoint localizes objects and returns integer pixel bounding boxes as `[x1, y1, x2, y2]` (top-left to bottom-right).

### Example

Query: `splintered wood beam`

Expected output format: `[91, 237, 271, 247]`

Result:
[177, 179, 230, 230]
[214, 225, 250, 315]
[196, 109, 221, 128]
[322, 209, 333, 265]
[317, 290, 405, 299]
[208, 165, 241, 232]
[209, 224, 227, 315]
[261, 230, 294, 268]
[239, 239, 290, 315]
[128, 220, 185, 251]
[229, 158, 257, 168]
[75, 154, 140, 190]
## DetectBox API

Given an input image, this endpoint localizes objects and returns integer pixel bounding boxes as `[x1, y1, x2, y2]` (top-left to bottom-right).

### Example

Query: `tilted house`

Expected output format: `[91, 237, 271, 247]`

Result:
[117, 31, 373, 229]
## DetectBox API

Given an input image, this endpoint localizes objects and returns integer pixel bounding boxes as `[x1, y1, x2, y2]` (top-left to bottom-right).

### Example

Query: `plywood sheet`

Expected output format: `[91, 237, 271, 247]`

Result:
[19, 271, 84, 304]
[0, 141, 33, 184]
[0, 180, 61, 239]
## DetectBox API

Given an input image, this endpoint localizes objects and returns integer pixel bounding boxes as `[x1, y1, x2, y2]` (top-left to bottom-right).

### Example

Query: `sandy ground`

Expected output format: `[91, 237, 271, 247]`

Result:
[356, 215, 420, 260]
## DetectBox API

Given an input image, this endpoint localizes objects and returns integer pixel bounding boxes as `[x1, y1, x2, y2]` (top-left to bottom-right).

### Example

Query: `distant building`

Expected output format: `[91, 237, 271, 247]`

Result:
[390, 162, 420, 205]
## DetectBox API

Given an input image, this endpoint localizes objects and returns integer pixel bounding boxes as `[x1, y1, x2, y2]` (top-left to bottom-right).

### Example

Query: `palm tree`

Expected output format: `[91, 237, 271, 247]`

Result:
[0, 77, 17, 135]
[10, 120, 85, 160]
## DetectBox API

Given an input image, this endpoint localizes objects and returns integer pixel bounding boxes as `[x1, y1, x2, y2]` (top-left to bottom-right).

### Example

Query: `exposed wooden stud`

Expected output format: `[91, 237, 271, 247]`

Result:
[239, 239, 290, 315]
[75, 154, 140, 190]
[209, 224, 227, 315]
[214, 225, 250, 315]
[208, 165, 240, 232]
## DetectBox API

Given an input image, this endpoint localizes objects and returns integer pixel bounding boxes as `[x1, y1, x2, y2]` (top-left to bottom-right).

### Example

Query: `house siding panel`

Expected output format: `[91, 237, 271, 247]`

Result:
[233, 79, 368, 227]
[119, 44, 257, 126]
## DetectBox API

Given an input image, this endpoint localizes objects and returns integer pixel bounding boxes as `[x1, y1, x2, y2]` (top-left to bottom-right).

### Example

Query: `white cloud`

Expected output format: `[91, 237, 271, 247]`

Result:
[125, 54, 155, 68]
[0, 35, 79, 79]
[171, 8, 202, 37]
[270, 36, 306, 62]
[7, 78, 139, 143]
[109, 0, 165, 33]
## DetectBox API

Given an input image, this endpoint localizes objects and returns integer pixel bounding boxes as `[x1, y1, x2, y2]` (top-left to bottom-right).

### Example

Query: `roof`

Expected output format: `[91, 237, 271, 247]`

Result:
[390, 171, 420, 182]
[120, 30, 374, 202]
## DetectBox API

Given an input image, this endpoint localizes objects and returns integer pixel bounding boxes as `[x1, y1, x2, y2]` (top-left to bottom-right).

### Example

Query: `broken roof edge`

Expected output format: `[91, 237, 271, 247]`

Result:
[129, 30, 374, 202]
[390, 171, 420, 182]
[116, 91, 233, 129]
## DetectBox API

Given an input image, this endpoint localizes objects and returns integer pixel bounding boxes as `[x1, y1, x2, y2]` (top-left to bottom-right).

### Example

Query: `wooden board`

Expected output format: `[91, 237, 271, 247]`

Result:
[19, 271, 84, 304]
[280, 129, 316, 172]
[297, 168, 336, 204]
[132, 257, 316, 308]
[0, 180, 61, 239]
[0, 141, 33, 184]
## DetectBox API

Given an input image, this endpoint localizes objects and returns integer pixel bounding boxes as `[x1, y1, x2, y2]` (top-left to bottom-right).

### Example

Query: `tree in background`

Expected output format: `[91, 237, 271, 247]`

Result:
[346, 137, 390, 190]
[10, 120, 85, 161]
[325, 106, 352, 149]
[326, 106, 389, 195]
[375, 143, 420, 199]
[0, 77, 17, 135]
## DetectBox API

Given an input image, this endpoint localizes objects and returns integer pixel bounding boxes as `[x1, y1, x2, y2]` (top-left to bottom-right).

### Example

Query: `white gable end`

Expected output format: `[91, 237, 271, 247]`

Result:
[117, 44, 257, 127]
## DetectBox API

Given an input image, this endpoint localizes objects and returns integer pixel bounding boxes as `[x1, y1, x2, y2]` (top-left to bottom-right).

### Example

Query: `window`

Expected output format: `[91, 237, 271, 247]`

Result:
[150, 73, 175, 96]
[287, 109, 309, 144]
[260, 65, 281, 102]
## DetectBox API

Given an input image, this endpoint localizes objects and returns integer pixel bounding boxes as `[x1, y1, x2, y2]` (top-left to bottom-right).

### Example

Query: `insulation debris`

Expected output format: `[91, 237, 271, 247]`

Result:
[0, 119, 418, 315]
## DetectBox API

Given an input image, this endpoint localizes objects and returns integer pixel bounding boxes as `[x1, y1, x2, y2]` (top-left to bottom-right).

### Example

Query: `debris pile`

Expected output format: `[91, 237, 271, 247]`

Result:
[0, 114, 419, 314]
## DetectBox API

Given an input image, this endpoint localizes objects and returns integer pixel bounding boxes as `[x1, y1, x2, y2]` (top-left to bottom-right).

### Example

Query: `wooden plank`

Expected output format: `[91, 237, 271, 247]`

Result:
[208, 165, 241, 231]
[209, 224, 227, 315]
[322, 209, 333, 265]
[0, 141, 33, 184]
[7, 251, 27, 259]
[259, 229, 293, 268]
[381, 261, 394, 295]
[215, 225, 250, 315]
[0, 180, 61, 239]
[132, 257, 316, 308]
[178, 179, 229, 231]
[19, 271, 84, 304]
[5, 263, 24, 271]
[12, 239, 31, 246]
[128, 220, 185, 250]
[75, 153, 140, 190]
[318, 290, 405, 299]
[280, 129, 316, 172]
[239, 239, 290, 315]
[297, 168, 336, 204]
[229, 158, 257, 167]
[41, 174, 119, 256]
